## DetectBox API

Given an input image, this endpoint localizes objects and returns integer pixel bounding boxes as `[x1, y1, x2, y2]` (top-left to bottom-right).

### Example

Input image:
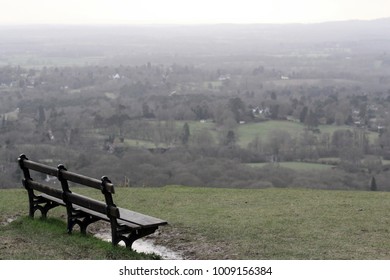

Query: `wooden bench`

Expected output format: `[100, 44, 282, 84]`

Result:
[17, 154, 167, 249]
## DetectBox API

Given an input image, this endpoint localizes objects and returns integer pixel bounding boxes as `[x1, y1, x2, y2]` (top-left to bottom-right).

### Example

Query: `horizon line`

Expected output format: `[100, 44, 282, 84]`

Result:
[0, 17, 389, 27]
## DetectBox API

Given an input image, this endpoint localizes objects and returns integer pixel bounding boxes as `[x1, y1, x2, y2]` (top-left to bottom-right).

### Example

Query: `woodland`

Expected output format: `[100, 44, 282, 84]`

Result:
[1, 19, 390, 190]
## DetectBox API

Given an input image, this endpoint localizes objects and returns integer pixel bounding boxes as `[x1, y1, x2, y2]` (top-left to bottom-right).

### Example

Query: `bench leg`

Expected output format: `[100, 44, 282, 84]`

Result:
[67, 211, 100, 235]
[112, 226, 158, 250]
[29, 194, 60, 219]
[40, 201, 60, 219]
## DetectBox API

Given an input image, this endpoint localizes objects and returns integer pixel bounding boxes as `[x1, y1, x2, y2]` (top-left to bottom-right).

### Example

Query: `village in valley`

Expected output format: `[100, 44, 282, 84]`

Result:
[1, 20, 390, 191]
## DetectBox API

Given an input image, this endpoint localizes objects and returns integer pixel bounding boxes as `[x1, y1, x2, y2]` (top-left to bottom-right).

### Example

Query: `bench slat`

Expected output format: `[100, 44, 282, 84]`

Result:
[27, 180, 63, 200]
[61, 170, 102, 189]
[73, 206, 142, 229]
[40, 193, 66, 206]
[118, 207, 168, 227]
[61, 170, 115, 193]
[21, 157, 115, 193]
[66, 192, 108, 215]
[23, 160, 58, 177]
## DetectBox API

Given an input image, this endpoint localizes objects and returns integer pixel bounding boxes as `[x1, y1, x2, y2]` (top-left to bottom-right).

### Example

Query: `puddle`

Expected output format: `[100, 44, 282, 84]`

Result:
[132, 239, 183, 260]
[94, 232, 183, 260]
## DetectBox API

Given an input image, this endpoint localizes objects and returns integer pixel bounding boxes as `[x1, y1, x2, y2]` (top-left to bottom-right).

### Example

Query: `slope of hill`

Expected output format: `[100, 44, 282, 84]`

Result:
[1, 186, 390, 259]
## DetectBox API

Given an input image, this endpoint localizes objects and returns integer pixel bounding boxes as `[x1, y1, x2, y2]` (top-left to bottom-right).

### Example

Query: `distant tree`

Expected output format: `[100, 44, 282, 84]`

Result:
[332, 129, 353, 151]
[266, 130, 292, 162]
[270, 91, 277, 100]
[228, 97, 246, 122]
[358, 103, 368, 125]
[299, 106, 308, 123]
[191, 128, 215, 148]
[247, 135, 263, 154]
[378, 129, 390, 152]
[106, 113, 130, 136]
[155, 120, 178, 146]
[181, 122, 190, 146]
[223, 130, 236, 147]
[304, 109, 319, 130]
[331, 128, 368, 171]
[1, 115, 6, 129]
[370, 176, 377, 191]
[37, 105, 46, 127]
[340, 146, 363, 172]
[270, 104, 280, 119]
[191, 102, 210, 120]
[215, 107, 237, 131]
[142, 102, 155, 118]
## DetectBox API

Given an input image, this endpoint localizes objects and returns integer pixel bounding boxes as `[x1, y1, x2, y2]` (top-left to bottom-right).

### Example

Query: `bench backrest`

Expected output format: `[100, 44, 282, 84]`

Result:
[18, 154, 120, 218]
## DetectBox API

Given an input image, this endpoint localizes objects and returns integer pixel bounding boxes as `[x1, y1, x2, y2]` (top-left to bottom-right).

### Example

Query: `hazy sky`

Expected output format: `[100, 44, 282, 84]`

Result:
[0, 0, 389, 25]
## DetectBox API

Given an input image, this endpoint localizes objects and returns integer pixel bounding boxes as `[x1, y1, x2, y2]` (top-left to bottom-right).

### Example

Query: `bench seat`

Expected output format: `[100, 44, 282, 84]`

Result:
[118, 207, 168, 228]
[40, 193, 66, 206]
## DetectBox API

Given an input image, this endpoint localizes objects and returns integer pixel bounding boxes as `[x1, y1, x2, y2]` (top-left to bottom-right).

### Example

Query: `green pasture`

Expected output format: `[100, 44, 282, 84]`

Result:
[175, 120, 217, 133]
[237, 120, 379, 147]
[1, 186, 390, 259]
[123, 139, 157, 149]
[247, 161, 335, 171]
[91, 119, 378, 149]
[237, 120, 303, 147]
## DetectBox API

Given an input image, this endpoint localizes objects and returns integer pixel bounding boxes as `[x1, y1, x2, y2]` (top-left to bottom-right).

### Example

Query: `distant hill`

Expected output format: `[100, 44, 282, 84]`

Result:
[1, 18, 389, 65]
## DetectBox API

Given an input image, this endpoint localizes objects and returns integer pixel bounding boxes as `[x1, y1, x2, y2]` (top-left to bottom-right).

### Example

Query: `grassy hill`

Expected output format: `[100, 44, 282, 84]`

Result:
[1, 186, 390, 259]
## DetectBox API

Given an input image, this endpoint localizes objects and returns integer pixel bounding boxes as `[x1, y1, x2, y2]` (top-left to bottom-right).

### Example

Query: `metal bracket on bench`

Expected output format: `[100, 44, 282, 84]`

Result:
[67, 210, 101, 235]
[22, 178, 60, 219]
[112, 226, 158, 249]
[31, 194, 61, 219]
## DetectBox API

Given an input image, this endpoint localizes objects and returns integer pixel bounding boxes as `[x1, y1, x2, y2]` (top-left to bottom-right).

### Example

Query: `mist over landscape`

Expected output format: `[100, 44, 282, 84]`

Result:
[1, 18, 390, 190]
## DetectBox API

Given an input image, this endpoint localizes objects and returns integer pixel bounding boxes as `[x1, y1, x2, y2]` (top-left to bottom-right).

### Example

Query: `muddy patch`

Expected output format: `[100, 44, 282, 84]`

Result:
[1, 215, 19, 226]
[94, 231, 183, 260]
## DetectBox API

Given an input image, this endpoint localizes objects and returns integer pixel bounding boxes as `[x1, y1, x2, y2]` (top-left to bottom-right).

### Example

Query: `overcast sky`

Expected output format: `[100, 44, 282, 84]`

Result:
[0, 0, 389, 25]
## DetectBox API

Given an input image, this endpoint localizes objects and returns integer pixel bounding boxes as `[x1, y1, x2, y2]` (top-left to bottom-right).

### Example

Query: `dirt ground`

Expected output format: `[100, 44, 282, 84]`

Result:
[1, 215, 230, 260]
[149, 225, 235, 260]
[89, 221, 232, 260]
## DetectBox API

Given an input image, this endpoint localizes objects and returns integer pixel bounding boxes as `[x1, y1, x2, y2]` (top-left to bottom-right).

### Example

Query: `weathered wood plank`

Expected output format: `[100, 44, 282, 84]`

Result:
[118, 207, 168, 227]
[27, 180, 63, 200]
[40, 193, 66, 206]
[66, 192, 108, 215]
[23, 160, 58, 177]
[73, 206, 142, 229]
[60, 170, 115, 193]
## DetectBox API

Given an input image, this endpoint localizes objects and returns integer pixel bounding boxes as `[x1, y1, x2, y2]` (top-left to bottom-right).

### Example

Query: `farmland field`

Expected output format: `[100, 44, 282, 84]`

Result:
[246, 161, 335, 171]
[238, 121, 379, 148]
[237, 120, 304, 147]
[82, 118, 378, 152]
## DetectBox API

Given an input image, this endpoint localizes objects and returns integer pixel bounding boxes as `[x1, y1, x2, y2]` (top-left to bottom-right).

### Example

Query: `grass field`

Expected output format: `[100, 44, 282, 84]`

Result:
[246, 162, 335, 171]
[108, 119, 378, 151]
[237, 120, 304, 147]
[1, 186, 390, 259]
[237, 121, 379, 148]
